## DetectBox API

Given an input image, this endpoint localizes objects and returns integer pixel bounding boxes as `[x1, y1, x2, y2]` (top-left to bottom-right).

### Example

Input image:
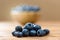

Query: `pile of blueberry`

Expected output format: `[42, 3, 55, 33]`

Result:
[12, 23, 50, 37]
[11, 5, 40, 12]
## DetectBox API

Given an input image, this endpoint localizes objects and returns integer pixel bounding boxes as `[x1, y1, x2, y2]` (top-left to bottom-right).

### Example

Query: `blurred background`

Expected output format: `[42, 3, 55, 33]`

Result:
[0, 0, 60, 21]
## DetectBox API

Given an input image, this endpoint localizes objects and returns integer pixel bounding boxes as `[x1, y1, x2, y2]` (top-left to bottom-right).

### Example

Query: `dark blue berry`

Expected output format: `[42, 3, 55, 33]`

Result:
[15, 26, 22, 32]
[29, 30, 37, 36]
[12, 31, 23, 37]
[33, 24, 41, 31]
[37, 29, 46, 36]
[43, 29, 50, 35]
[12, 31, 16, 36]
[22, 29, 29, 36]
[24, 23, 33, 30]
[17, 32, 23, 37]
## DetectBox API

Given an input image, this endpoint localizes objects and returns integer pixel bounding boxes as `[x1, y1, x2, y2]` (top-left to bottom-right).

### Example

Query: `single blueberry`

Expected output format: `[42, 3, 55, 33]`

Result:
[16, 32, 23, 37]
[22, 29, 29, 36]
[24, 23, 33, 30]
[12, 31, 16, 36]
[12, 31, 23, 37]
[15, 26, 22, 32]
[37, 29, 46, 36]
[29, 30, 37, 36]
[43, 29, 50, 35]
[33, 24, 41, 31]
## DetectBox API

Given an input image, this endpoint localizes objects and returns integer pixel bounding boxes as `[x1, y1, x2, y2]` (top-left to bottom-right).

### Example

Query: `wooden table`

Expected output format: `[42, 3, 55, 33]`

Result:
[0, 21, 60, 40]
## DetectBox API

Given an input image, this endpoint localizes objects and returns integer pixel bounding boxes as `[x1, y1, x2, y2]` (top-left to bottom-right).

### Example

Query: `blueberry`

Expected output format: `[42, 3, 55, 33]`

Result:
[19, 5, 40, 12]
[12, 5, 40, 12]
[24, 23, 33, 30]
[12, 31, 16, 36]
[37, 29, 46, 36]
[43, 29, 50, 35]
[29, 30, 37, 36]
[15, 26, 22, 32]
[12, 31, 23, 37]
[33, 24, 41, 31]
[16, 32, 23, 37]
[31, 6, 40, 12]
[22, 29, 29, 36]
[23, 5, 31, 11]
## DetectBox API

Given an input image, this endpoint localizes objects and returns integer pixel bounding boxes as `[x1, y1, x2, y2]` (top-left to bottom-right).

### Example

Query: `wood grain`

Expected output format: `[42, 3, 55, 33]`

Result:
[0, 21, 60, 40]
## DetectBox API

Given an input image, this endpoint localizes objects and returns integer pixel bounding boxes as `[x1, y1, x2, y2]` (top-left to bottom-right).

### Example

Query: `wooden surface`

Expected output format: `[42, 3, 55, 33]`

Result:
[0, 21, 60, 40]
